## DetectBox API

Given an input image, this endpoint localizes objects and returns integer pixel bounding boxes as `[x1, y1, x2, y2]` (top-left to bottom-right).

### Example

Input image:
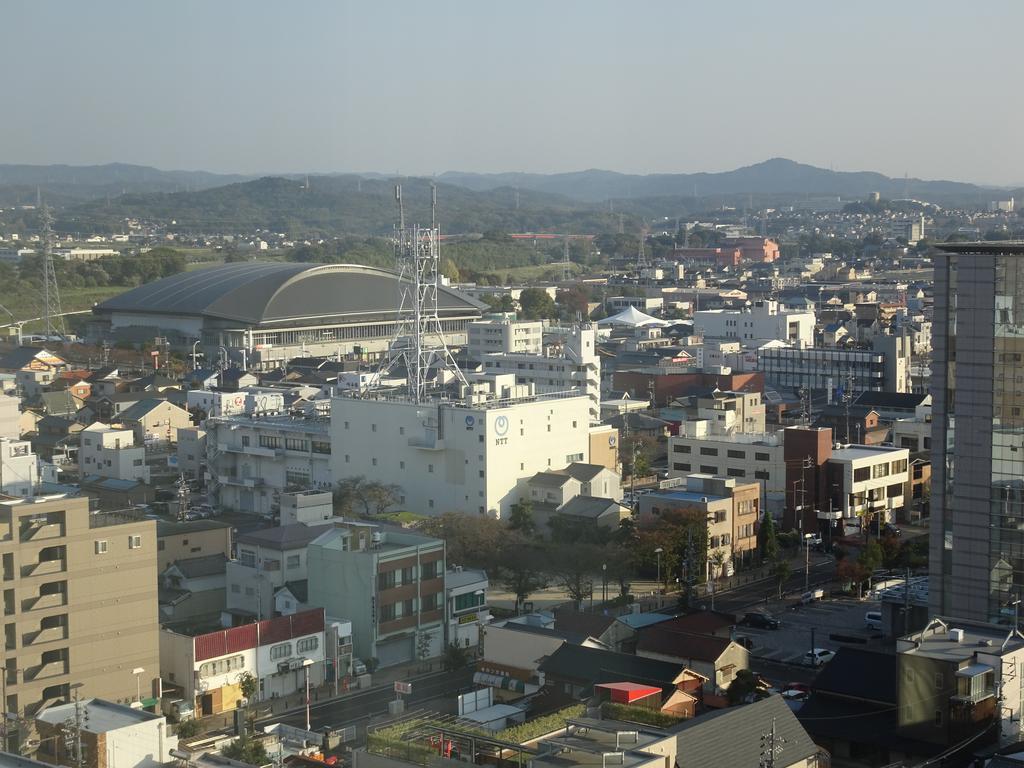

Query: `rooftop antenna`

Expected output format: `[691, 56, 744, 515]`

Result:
[40, 203, 66, 341]
[371, 185, 467, 402]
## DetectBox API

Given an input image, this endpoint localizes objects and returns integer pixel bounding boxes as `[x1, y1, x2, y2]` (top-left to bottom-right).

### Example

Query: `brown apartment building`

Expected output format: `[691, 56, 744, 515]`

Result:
[0, 495, 159, 718]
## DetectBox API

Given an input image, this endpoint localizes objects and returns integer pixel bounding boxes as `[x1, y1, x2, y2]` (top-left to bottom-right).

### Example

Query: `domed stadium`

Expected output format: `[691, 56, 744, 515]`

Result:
[90, 262, 485, 368]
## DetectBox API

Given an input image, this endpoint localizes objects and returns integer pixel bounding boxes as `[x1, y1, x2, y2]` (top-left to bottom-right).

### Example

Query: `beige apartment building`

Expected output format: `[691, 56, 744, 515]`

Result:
[0, 495, 159, 719]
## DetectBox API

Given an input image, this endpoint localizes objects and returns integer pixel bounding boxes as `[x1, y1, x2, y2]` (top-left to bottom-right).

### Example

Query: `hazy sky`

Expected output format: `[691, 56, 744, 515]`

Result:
[3, 1, 1021, 185]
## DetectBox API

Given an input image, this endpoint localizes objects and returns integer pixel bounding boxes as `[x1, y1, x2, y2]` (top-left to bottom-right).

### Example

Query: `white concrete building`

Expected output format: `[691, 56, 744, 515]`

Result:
[0, 392, 20, 439]
[205, 413, 333, 516]
[0, 437, 38, 497]
[695, 299, 815, 346]
[445, 566, 488, 653]
[668, 428, 786, 516]
[36, 699, 175, 768]
[478, 325, 601, 421]
[467, 316, 543, 358]
[330, 374, 593, 519]
[78, 422, 150, 483]
[176, 426, 206, 479]
[829, 445, 910, 531]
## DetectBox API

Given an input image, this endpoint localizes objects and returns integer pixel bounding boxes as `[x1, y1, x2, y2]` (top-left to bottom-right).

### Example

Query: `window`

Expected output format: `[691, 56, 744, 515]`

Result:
[673, 444, 692, 454]
[700, 447, 719, 456]
[297, 636, 318, 653]
[157, 540, 165, 551]
[727, 449, 745, 459]
[935, 672, 944, 690]
[128, 535, 142, 549]
[377, 570, 396, 590]
[727, 468, 746, 478]
[892, 459, 908, 474]
[380, 603, 396, 622]
[933, 710, 943, 727]
[286, 554, 301, 569]
[241, 435, 250, 447]
[887, 483, 903, 499]
[239, 549, 256, 567]
[258, 435, 281, 449]
[872, 463, 890, 479]
[674, 462, 691, 472]
[94, 540, 108, 554]
[285, 438, 308, 451]
[311, 440, 331, 454]
[402, 598, 415, 616]
[422, 592, 438, 611]
[755, 452, 770, 461]
[421, 561, 438, 580]
[755, 470, 769, 480]
[285, 470, 310, 486]
[565, 453, 584, 463]
[245, 587, 255, 596]
[401, 566, 415, 584]
[231, 584, 240, 593]
[133, 459, 143, 466]
[700, 465, 717, 474]
[854, 467, 871, 483]
[270, 642, 292, 660]
[199, 655, 245, 678]
[454, 591, 483, 612]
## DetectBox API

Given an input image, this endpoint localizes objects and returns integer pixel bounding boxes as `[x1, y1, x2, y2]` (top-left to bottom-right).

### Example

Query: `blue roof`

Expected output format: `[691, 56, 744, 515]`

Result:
[646, 490, 728, 503]
[615, 612, 674, 629]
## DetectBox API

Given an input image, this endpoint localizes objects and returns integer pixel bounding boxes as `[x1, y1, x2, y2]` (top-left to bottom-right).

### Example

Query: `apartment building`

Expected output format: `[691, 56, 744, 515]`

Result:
[329, 375, 593, 519]
[307, 524, 445, 667]
[0, 438, 38, 497]
[638, 475, 760, 573]
[478, 326, 601, 421]
[467, 316, 542, 358]
[695, 300, 815, 347]
[828, 445, 909, 534]
[668, 428, 786, 516]
[205, 413, 333, 517]
[176, 427, 206, 480]
[0, 495, 159, 718]
[159, 608, 325, 716]
[227, 523, 333, 620]
[78, 423, 150, 483]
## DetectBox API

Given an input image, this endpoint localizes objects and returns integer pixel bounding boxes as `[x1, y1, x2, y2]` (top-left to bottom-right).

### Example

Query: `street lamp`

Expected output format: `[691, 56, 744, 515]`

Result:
[602, 563, 607, 605]
[654, 547, 664, 590]
[301, 658, 314, 732]
[132, 667, 145, 704]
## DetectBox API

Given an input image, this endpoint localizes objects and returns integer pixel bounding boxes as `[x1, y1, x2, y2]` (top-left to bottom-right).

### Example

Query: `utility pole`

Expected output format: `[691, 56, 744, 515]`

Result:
[759, 717, 786, 768]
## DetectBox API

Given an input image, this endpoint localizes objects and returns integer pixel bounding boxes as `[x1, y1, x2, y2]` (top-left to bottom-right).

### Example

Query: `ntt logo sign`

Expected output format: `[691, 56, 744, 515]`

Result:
[494, 415, 510, 445]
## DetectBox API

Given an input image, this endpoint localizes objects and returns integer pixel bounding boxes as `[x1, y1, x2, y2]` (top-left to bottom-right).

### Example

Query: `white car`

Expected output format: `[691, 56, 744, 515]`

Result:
[803, 648, 835, 667]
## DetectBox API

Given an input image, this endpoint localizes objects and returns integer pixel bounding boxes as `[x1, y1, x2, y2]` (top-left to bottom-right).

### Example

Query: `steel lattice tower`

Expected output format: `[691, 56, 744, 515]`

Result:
[372, 184, 467, 402]
[40, 204, 66, 340]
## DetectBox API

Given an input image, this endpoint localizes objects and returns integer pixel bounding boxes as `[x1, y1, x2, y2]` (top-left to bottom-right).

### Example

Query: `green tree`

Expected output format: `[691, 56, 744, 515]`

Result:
[175, 719, 200, 738]
[237, 672, 257, 701]
[858, 539, 883, 574]
[443, 642, 469, 671]
[222, 736, 269, 765]
[727, 669, 760, 705]
[758, 514, 779, 562]
[483, 294, 517, 313]
[494, 534, 549, 613]
[772, 557, 791, 599]
[508, 499, 536, 536]
[518, 287, 557, 320]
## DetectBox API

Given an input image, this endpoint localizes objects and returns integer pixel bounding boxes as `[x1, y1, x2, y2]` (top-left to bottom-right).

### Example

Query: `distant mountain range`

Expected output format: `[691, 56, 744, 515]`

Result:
[2, 159, 1018, 236]
[439, 158, 1006, 204]
[0, 163, 252, 206]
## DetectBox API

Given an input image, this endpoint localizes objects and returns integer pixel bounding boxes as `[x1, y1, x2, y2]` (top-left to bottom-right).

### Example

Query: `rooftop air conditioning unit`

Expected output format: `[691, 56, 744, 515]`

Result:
[950, 628, 965, 643]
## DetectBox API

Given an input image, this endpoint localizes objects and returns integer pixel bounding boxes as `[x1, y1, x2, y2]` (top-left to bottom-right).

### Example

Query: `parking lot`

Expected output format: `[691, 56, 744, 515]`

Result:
[738, 596, 883, 666]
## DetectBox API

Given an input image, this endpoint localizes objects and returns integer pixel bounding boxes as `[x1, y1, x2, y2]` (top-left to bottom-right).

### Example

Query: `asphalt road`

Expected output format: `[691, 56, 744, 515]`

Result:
[702, 558, 836, 615]
[258, 667, 476, 731]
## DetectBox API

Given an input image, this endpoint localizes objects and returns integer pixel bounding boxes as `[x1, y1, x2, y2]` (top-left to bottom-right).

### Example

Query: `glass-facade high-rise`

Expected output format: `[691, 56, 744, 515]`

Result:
[931, 242, 1024, 621]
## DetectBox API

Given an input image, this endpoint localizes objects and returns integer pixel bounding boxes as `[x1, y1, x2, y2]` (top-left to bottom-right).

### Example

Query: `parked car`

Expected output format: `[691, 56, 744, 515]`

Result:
[883, 523, 902, 537]
[803, 648, 836, 667]
[865, 611, 883, 630]
[741, 612, 781, 630]
[352, 658, 367, 676]
[805, 533, 823, 549]
[781, 688, 810, 703]
[783, 682, 811, 695]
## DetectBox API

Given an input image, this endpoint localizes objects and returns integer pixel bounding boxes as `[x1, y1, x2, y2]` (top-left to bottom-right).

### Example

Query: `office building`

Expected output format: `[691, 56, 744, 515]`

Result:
[695, 300, 815, 347]
[329, 374, 593, 518]
[307, 523, 445, 667]
[444, 566, 488, 654]
[205, 413, 333, 517]
[758, 334, 911, 396]
[930, 242, 1024, 620]
[467, 316, 542, 358]
[0, 496, 159, 717]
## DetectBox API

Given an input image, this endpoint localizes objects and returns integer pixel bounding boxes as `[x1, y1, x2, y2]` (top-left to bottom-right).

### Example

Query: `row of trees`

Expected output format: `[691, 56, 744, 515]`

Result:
[0, 246, 186, 293]
[333, 476, 403, 517]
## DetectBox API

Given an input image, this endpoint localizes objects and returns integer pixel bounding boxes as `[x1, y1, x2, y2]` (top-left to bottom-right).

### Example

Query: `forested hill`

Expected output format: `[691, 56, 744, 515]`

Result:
[61, 175, 624, 236]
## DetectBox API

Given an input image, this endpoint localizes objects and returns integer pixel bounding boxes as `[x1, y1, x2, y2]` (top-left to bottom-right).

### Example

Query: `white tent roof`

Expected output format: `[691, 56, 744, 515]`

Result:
[598, 305, 670, 327]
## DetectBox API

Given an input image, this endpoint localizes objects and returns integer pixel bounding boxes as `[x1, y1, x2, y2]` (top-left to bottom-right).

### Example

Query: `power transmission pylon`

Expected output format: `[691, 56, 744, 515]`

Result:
[40, 204, 66, 341]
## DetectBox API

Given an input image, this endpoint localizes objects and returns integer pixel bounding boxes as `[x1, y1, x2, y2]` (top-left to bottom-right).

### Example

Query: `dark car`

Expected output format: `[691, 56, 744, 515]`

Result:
[742, 612, 781, 630]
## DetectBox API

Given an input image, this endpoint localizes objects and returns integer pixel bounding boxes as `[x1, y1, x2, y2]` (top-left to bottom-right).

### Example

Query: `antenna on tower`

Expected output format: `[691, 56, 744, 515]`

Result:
[431, 182, 437, 229]
[40, 203, 66, 341]
[369, 186, 467, 403]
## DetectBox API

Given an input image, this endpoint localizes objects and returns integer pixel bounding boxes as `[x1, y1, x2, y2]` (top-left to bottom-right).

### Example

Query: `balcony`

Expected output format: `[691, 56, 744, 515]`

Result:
[19, 522, 64, 543]
[21, 558, 67, 579]
[22, 591, 67, 613]
[23, 624, 68, 648]
[25, 659, 69, 682]
[220, 443, 280, 458]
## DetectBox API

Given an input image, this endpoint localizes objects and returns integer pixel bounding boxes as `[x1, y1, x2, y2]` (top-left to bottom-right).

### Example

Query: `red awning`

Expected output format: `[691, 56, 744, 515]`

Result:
[595, 682, 662, 704]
